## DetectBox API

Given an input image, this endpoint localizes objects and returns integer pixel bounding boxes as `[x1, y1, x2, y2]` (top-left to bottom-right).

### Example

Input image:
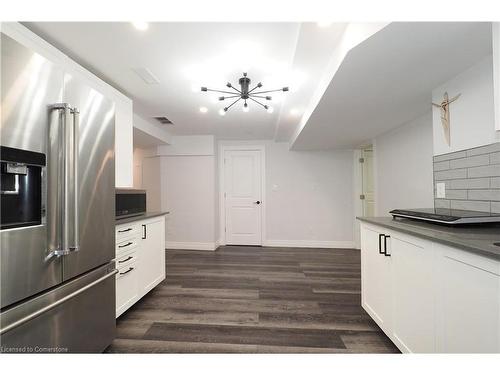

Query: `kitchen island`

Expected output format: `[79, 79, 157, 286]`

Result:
[357, 216, 500, 353]
[357, 216, 500, 260]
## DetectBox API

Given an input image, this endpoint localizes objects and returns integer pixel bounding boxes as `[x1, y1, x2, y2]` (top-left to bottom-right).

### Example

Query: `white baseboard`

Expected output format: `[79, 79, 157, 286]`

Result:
[165, 241, 218, 251]
[263, 239, 356, 249]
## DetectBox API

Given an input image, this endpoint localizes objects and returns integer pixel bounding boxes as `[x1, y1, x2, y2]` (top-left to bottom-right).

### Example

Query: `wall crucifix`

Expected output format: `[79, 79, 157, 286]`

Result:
[432, 92, 461, 146]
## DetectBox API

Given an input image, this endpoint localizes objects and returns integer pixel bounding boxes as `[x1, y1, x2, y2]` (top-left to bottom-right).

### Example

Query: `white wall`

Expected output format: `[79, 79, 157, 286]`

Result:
[162, 156, 216, 248]
[265, 142, 355, 247]
[143, 135, 218, 250]
[218, 140, 355, 248]
[157, 135, 214, 156]
[133, 148, 144, 189]
[142, 155, 162, 212]
[144, 136, 356, 250]
[432, 55, 499, 155]
[374, 112, 434, 216]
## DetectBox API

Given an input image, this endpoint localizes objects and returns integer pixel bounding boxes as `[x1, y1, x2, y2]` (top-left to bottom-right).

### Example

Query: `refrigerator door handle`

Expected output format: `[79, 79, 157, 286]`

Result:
[45, 103, 79, 261]
[68, 107, 79, 252]
[0, 269, 118, 335]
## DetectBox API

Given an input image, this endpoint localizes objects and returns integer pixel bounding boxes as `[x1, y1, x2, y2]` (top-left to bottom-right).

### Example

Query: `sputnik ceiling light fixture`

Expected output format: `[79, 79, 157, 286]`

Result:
[201, 72, 289, 115]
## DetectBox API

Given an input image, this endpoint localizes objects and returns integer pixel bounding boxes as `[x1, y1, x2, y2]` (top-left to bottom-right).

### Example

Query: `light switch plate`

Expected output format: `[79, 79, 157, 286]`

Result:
[436, 182, 446, 198]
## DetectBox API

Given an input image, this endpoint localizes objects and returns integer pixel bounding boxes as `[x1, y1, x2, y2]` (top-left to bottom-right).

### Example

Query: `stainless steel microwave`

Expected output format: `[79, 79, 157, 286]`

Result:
[115, 189, 146, 218]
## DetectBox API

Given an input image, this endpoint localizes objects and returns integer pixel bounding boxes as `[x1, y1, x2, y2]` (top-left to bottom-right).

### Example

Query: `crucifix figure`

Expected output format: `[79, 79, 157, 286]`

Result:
[432, 92, 461, 146]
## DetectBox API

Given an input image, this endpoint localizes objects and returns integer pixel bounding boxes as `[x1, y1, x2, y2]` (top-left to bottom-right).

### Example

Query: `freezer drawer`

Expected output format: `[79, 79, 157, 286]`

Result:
[0, 262, 117, 353]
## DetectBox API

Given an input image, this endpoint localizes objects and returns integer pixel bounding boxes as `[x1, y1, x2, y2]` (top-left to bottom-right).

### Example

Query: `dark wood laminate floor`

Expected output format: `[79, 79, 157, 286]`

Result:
[106, 246, 399, 353]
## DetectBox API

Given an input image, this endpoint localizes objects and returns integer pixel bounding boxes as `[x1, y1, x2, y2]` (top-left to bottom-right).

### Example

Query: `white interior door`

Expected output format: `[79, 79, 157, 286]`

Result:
[361, 148, 375, 217]
[224, 149, 262, 245]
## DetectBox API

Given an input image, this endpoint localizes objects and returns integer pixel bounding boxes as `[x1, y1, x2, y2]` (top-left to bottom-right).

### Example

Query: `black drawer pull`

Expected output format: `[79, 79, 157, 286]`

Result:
[118, 242, 133, 248]
[118, 228, 132, 233]
[384, 235, 391, 256]
[119, 267, 134, 275]
[378, 234, 384, 254]
[142, 224, 147, 239]
[118, 256, 133, 263]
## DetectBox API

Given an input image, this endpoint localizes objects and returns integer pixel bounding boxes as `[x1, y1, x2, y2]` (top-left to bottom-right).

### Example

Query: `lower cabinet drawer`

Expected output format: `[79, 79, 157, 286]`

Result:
[115, 260, 138, 318]
[116, 249, 138, 268]
[116, 223, 140, 243]
[116, 238, 139, 258]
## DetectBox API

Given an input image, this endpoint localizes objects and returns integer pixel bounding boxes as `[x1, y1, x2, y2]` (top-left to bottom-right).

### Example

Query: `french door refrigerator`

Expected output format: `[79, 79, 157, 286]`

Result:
[0, 33, 117, 352]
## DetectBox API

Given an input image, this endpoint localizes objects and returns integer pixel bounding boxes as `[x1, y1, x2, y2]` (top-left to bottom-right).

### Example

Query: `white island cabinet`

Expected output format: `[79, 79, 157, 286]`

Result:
[435, 244, 500, 353]
[361, 225, 392, 334]
[360, 222, 500, 353]
[115, 215, 166, 317]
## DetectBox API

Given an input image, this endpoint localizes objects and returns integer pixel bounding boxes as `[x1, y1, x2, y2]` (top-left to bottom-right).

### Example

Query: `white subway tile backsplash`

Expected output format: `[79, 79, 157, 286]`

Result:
[467, 189, 500, 201]
[450, 178, 490, 189]
[468, 165, 500, 178]
[449, 154, 490, 169]
[435, 199, 451, 209]
[433, 142, 500, 213]
[434, 168, 467, 180]
[434, 160, 450, 171]
[433, 150, 467, 162]
[466, 142, 500, 156]
[450, 200, 491, 212]
[445, 190, 468, 199]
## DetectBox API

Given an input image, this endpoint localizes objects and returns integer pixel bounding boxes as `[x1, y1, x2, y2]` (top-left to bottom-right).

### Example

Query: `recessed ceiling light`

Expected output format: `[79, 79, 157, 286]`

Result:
[199, 106, 208, 113]
[290, 108, 300, 116]
[317, 21, 333, 28]
[132, 22, 149, 31]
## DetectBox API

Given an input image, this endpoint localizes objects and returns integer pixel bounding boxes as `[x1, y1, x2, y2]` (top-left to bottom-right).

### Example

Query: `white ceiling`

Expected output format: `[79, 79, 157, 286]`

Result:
[24, 22, 345, 140]
[24, 22, 494, 149]
[291, 22, 493, 150]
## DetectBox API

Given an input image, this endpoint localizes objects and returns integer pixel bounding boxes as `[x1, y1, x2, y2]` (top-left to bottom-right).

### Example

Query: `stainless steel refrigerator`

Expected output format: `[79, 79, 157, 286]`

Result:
[0, 33, 117, 352]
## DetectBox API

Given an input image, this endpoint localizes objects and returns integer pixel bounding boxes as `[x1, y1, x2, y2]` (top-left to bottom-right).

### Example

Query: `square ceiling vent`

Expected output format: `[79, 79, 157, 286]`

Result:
[154, 116, 173, 125]
[133, 67, 160, 85]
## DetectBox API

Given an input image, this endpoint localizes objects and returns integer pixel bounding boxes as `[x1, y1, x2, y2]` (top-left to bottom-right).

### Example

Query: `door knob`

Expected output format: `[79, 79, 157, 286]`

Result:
[254, 200, 261, 204]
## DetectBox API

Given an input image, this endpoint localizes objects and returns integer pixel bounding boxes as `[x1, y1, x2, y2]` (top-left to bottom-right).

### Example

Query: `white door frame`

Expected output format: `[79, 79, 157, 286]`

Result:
[353, 143, 377, 249]
[218, 145, 266, 246]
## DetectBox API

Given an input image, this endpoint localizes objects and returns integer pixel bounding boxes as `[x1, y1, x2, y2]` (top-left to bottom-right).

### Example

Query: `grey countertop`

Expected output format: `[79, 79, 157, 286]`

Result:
[357, 216, 500, 260]
[115, 211, 169, 225]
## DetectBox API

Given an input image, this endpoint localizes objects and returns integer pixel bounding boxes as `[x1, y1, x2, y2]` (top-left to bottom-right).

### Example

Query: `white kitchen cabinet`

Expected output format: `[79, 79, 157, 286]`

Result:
[360, 221, 500, 353]
[360, 224, 392, 335]
[115, 215, 166, 317]
[391, 233, 435, 353]
[115, 98, 134, 188]
[115, 256, 139, 317]
[138, 217, 166, 295]
[435, 244, 500, 353]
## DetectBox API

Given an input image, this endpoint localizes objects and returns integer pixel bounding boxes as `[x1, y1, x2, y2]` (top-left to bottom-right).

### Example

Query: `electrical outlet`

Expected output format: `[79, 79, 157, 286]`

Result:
[436, 182, 446, 198]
